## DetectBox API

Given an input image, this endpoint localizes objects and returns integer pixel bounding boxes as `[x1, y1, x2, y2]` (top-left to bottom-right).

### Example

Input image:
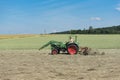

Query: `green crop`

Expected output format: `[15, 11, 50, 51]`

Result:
[0, 34, 120, 50]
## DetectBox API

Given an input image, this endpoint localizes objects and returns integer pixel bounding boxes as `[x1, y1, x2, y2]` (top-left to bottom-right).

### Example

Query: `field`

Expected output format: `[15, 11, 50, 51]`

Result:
[0, 49, 120, 80]
[0, 34, 120, 49]
[0, 34, 120, 80]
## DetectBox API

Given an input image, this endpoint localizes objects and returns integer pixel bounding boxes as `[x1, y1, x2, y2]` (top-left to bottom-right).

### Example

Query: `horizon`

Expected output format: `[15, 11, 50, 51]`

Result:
[0, 0, 120, 34]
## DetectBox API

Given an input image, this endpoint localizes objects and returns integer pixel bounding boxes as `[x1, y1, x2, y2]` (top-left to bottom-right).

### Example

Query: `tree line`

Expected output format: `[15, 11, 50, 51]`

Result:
[51, 25, 120, 34]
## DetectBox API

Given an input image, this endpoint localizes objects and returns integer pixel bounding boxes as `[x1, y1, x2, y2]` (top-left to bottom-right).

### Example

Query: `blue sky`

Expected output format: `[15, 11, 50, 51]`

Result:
[0, 0, 120, 34]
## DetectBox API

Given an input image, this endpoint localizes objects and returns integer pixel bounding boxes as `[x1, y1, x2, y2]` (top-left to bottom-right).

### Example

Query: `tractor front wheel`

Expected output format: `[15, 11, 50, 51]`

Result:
[51, 49, 59, 55]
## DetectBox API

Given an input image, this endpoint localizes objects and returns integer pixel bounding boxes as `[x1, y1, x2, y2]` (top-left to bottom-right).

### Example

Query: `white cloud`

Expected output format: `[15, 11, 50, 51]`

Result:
[116, 4, 120, 11]
[116, 7, 120, 11]
[90, 17, 102, 21]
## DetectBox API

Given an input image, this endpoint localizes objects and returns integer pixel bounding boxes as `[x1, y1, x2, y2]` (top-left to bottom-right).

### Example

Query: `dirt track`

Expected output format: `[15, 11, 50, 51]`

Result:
[0, 49, 120, 80]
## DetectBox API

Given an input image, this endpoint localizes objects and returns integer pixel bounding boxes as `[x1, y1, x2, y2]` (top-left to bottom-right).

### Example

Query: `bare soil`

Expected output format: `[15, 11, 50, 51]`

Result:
[0, 49, 120, 80]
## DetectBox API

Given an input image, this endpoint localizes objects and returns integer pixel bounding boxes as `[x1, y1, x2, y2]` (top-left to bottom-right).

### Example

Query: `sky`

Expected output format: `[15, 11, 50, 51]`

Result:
[0, 0, 120, 34]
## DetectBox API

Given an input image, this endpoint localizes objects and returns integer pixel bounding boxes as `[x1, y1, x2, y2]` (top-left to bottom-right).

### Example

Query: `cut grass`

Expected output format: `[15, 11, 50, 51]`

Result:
[0, 34, 36, 39]
[0, 34, 120, 50]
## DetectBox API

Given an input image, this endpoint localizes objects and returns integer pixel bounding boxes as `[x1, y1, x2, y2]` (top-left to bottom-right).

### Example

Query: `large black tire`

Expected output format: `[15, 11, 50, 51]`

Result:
[51, 49, 59, 55]
[67, 43, 79, 55]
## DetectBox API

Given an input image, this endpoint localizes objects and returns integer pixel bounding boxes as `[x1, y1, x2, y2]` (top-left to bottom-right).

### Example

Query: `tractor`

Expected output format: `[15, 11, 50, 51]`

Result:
[39, 36, 79, 55]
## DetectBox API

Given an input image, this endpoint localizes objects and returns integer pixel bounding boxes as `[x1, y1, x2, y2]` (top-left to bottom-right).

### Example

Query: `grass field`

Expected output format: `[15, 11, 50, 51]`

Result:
[0, 34, 36, 39]
[0, 34, 120, 49]
[0, 34, 120, 80]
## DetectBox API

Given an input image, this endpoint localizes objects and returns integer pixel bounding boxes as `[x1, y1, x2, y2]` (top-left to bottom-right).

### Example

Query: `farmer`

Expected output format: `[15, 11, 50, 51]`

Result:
[69, 36, 74, 43]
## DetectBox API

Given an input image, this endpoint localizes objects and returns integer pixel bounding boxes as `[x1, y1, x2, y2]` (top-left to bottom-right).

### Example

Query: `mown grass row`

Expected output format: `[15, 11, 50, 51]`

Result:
[0, 34, 36, 39]
[0, 34, 120, 50]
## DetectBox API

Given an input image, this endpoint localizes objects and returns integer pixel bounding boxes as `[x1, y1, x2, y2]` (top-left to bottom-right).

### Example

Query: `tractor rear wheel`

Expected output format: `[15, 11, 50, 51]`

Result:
[67, 43, 79, 55]
[51, 49, 59, 55]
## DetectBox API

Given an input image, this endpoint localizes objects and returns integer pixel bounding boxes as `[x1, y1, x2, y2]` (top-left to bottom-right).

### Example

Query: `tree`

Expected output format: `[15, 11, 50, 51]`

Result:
[88, 26, 94, 34]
